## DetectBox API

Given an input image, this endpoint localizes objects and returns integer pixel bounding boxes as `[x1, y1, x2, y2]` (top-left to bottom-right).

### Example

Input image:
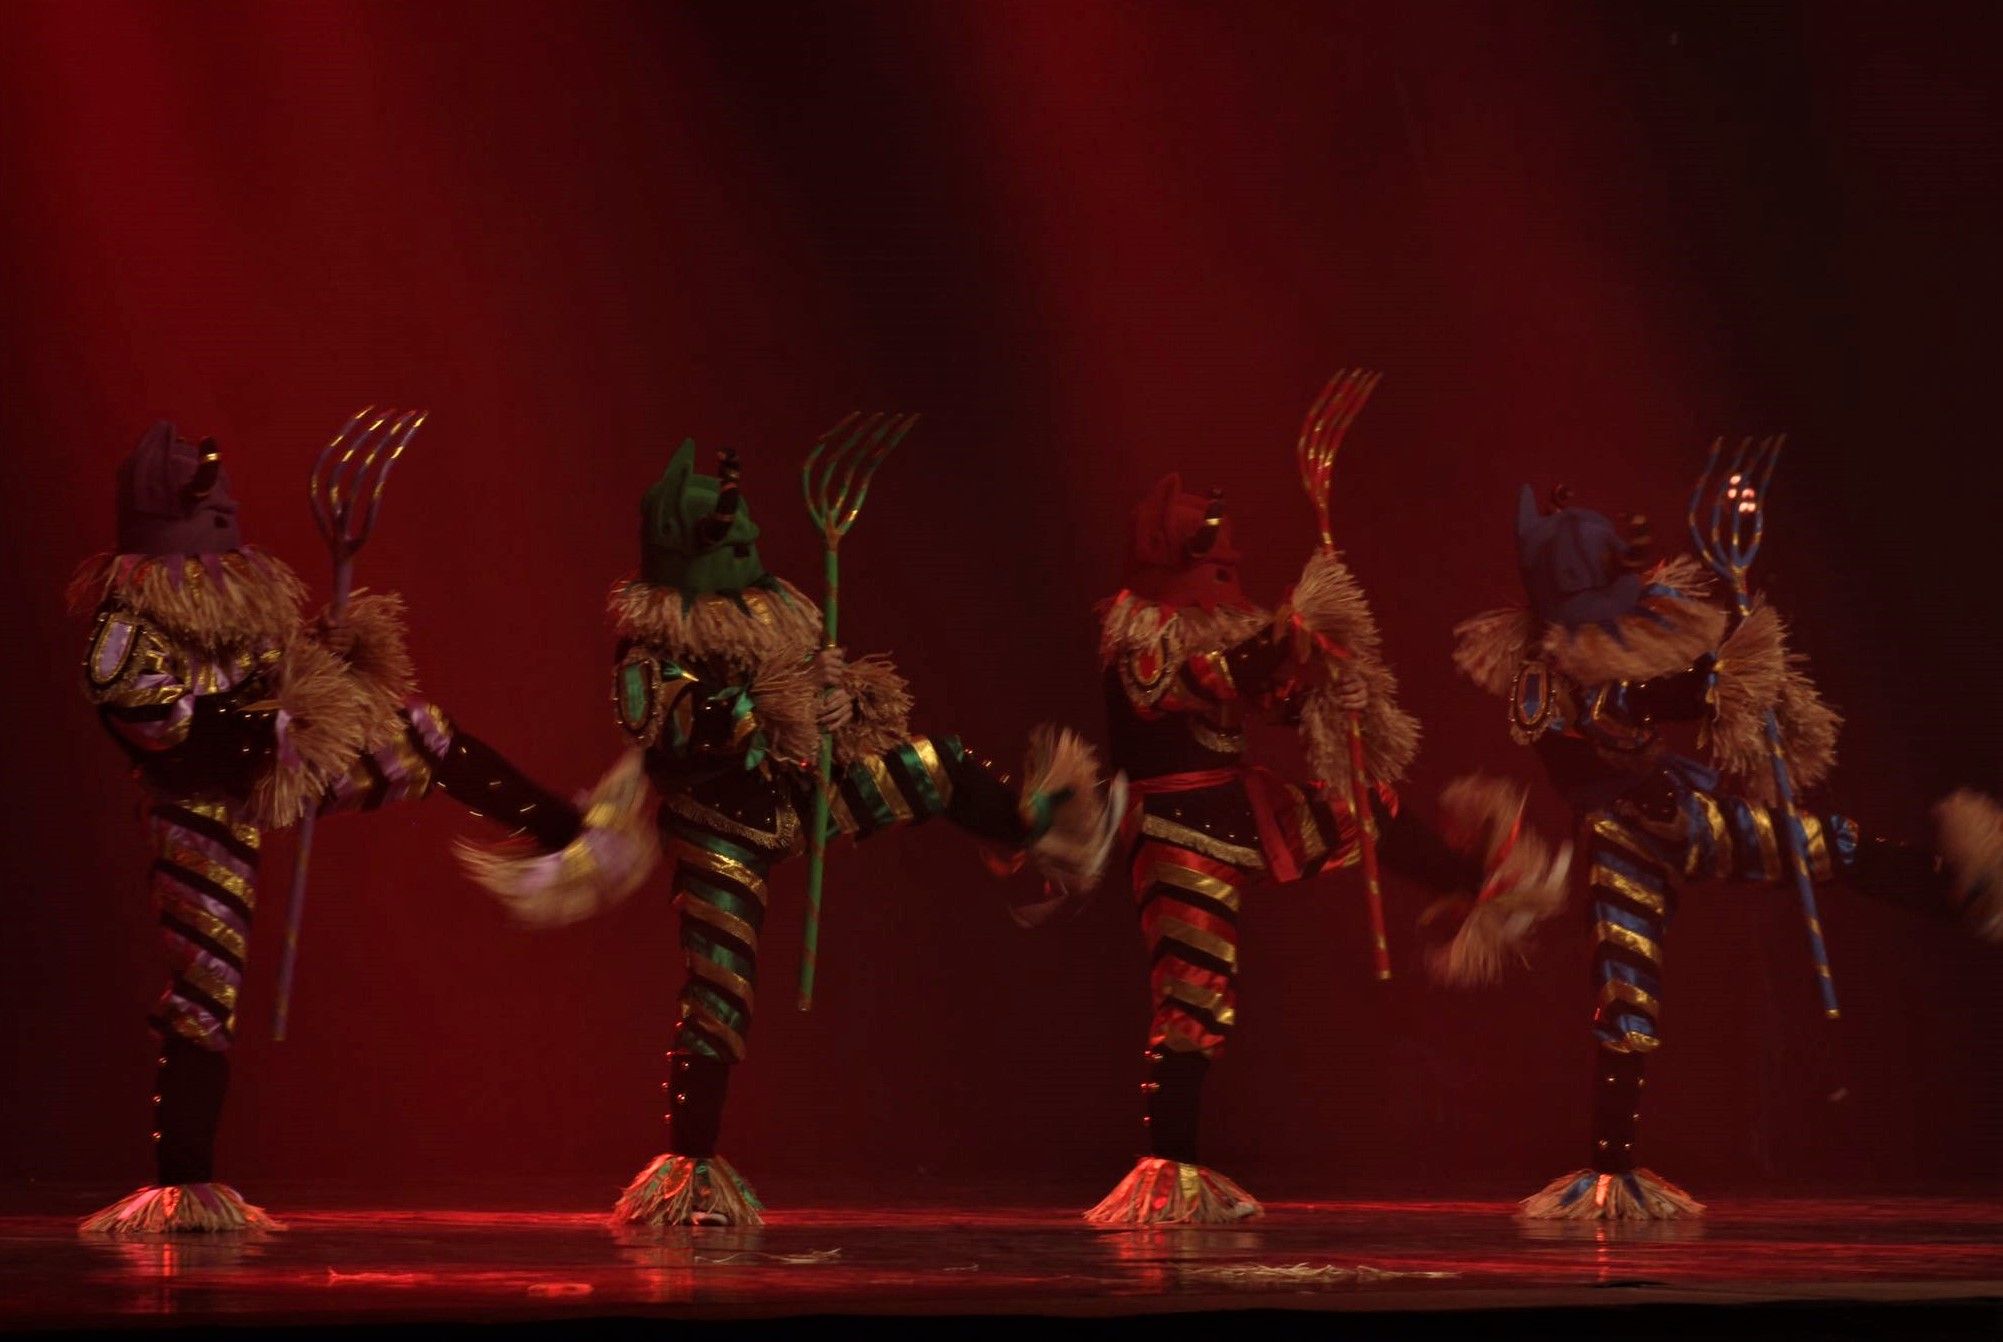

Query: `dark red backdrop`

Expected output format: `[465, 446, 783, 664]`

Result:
[3, 0, 1999, 1206]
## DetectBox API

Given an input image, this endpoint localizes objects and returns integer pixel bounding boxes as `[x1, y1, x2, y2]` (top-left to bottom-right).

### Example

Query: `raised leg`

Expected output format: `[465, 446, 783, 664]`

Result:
[825, 732, 1119, 898]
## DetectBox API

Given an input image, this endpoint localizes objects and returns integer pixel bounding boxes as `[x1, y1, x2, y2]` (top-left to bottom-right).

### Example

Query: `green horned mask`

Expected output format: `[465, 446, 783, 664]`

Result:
[639, 440, 770, 595]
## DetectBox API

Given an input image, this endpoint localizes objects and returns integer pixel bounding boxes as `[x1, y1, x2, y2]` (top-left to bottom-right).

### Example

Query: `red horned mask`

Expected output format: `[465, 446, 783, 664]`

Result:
[1122, 473, 1250, 611]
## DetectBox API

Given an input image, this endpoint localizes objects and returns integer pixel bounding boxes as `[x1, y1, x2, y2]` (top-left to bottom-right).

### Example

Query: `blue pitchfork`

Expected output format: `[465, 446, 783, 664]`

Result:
[1687, 434, 1839, 1019]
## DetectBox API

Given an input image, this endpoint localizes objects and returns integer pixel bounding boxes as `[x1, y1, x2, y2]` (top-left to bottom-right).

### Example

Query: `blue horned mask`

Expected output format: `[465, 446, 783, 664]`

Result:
[1515, 484, 1647, 630]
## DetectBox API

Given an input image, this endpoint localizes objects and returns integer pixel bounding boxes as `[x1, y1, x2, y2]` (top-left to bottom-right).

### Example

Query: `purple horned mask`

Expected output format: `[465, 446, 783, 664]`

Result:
[115, 421, 243, 555]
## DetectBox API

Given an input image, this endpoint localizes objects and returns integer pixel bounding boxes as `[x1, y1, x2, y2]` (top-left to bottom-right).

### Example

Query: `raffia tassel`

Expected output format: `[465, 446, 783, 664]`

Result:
[456, 750, 660, 927]
[745, 658, 820, 766]
[1300, 677, 1421, 793]
[1096, 591, 1269, 669]
[1707, 599, 1840, 804]
[1423, 775, 1574, 987]
[1083, 1158, 1262, 1227]
[68, 548, 305, 648]
[1289, 549, 1384, 657]
[325, 591, 419, 731]
[1288, 550, 1420, 790]
[245, 635, 377, 830]
[612, 1153, 764, 1229]
[832, 654, 914, 765]
[1646, 553, 1716, 599]
[607, 575, 822, 670]
[1452, 606, 1539, 698]
[1540, 563, 1727, 688]
[78, 1183, 280, 1235]
[1019, 725, 1118, 896]
[1518, 1169, 1704, 1221]
[1936, 790, 2003, 942]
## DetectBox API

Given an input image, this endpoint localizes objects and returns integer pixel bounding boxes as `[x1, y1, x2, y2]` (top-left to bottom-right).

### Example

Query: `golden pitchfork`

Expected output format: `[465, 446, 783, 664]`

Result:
[1294, 369, 1393, 979]
[797, 410, 920, 1011]
[1688, 434, 1839, 1019]
[272, 407, 427, 1041]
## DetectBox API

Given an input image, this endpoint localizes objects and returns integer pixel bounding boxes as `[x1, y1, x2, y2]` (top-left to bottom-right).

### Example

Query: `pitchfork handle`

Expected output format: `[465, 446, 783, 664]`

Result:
[270, 556, 353, 1041]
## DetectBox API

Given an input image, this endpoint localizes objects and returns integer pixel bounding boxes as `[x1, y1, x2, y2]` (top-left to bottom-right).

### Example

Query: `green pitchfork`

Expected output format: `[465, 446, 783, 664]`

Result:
[796, 411, 920, 1011]
[1688, 434, 1839, 1019]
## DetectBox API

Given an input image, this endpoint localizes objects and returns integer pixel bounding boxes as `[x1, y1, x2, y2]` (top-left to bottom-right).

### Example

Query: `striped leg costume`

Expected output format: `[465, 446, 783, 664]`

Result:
[618, 735, 1024, 1228]
[1086, 779, 1376, 1227]
[146, 701, 452, 1054]
[1525, 774, 1855, 1220]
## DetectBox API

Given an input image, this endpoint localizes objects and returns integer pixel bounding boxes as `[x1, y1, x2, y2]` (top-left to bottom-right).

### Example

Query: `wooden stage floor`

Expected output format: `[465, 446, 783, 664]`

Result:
[4, 1194, 2001, 1336]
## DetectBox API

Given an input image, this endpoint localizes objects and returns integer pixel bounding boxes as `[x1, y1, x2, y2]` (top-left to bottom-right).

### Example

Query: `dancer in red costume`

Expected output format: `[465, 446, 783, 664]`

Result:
[1086, 384, 1570, 1226]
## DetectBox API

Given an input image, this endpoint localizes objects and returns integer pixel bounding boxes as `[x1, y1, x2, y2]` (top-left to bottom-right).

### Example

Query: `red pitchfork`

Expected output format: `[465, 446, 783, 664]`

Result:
[1293, 369, 1393, 980]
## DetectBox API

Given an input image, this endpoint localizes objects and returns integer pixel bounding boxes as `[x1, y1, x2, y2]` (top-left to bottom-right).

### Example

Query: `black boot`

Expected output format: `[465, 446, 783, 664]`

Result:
[1589, 1045, 1645, 1175]
[613, 1049, 761, 1227]
[78, 1036, 275, 1231]
[429, 729, 583, 851]
[155, 1036, 230, 1186]
[1143, 1047, 1209, 1164]
[665, 1049, 731, 1158]
[1084, 1047, 1259, 1224]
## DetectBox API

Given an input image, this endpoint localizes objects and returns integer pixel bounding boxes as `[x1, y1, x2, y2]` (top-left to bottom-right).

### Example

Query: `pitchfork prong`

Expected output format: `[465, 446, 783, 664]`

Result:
[839, 412, 917, 530]
[1328, 369, 1381, 439]
[1689, 436, 1725, 557]
[832, 413, 900, 533]
[327, 408, 396, 534]
[1734, 434, 1767, 558]
[1311, 369, 1363, 446]
[817, 412, 879, 525]
[831, 413, 893, 524]
[1708, 435, 1748, 560]
[310, 407, 374, 543]
[338, 409, 408, 546]
[801, 411, 862, 525]
[1742, 433, 1784, 562]
[356, 410, 425, 542]
[1301, 372, 1343, 447]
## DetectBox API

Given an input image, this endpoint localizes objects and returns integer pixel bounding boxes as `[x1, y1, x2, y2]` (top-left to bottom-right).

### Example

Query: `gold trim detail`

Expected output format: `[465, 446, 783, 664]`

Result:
[667, 838, 769, 907]
[1145, 860, 1244, 914]
[909, 737, 955, 809]
[685, 953, 757, 1012]
[1595, 919, 1663, 968]
[674, 890, 762, 952]
[1590, 861, 1669, 918]
[1161, 978, 1237, 1027]
[1139, 814, 1262, 870]
[680, 1003, 748, 1062]
[1188, 719, 1245, 755]
[1150, 916, 1239, 969]
[1597, 976, 1662, 1020]
[659, 790, 800, 856]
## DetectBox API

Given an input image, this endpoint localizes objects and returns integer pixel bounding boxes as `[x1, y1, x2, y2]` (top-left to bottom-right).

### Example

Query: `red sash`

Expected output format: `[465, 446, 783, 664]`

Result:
[1128, 765, 1311, 883]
